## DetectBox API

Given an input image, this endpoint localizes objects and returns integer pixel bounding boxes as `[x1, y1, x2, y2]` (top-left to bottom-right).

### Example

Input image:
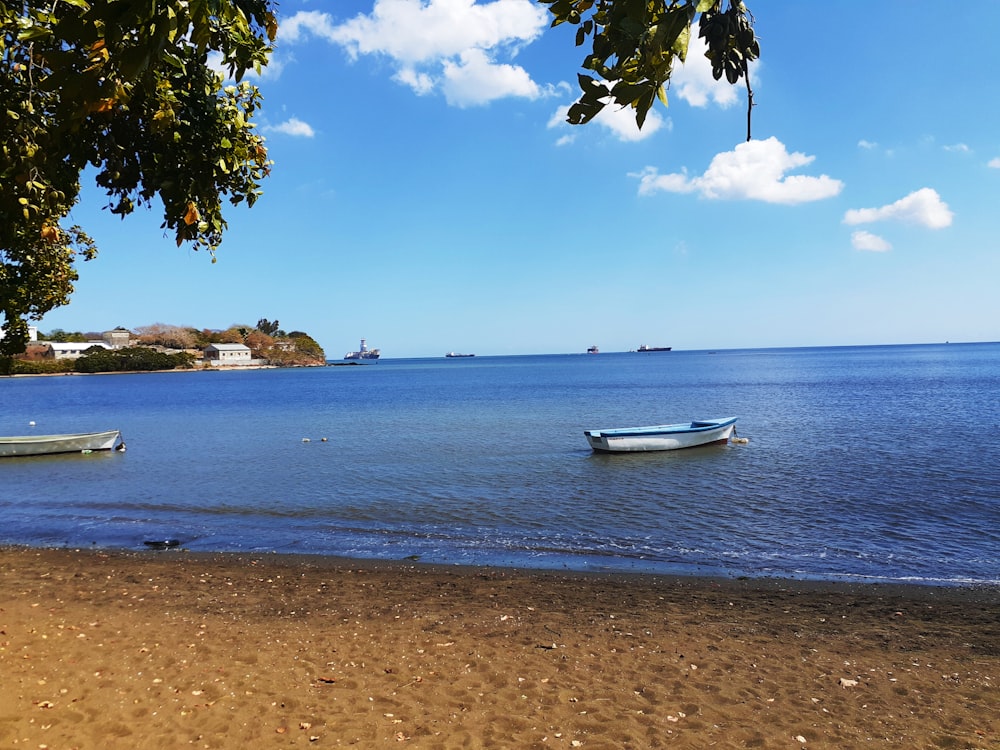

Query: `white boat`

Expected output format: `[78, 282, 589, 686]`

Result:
[0, 430, 124, 458]
[344, 338, 380, 361]
[584, 417, 737, 453]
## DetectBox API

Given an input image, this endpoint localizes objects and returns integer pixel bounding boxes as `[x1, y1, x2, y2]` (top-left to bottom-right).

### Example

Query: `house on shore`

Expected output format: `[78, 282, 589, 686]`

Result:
[2, 326, 136, 360]
[102, 327, 132, 349]
[203, 343, 253, 366]
[43, 328, 133, 360]
[49, 341, 113, 359]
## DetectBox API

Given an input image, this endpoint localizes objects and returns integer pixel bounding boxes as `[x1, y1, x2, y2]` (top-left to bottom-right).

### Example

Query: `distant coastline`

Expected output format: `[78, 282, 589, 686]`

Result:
[2, 361, 330, 378]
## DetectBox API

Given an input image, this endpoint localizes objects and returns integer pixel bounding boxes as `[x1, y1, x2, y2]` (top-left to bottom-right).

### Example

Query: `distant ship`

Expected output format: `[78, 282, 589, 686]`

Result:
[587, 345, 599, 354]
[445, 352, 475, 358]
[636, 344, 671, 352]
[344, 338, 380, 360]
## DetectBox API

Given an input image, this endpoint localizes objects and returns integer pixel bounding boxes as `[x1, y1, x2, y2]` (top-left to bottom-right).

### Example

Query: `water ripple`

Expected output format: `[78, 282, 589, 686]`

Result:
[2, 344, 999, 585]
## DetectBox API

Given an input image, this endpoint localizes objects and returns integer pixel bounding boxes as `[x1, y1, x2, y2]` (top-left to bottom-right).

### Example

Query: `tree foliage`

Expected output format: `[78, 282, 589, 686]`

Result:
[541, 0, 758, 132]
[134, 322, 197, 349]
[37, 327, 87, 342]
[243, 327, 272, 356]
[73, 345, 194, 372]
[256, 317, 279, 336]
[287, 331, 323, 359]
[0, 355, 71, 374]
[1, 0, 277, 355]
[3, 0, 756, 358]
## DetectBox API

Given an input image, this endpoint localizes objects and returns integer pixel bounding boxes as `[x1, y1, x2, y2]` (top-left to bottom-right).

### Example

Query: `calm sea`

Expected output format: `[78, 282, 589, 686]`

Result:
[2, 344, 998, 586]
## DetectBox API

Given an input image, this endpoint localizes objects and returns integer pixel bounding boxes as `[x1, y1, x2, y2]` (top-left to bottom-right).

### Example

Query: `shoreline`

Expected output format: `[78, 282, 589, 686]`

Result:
[4, 542, 998, 591]
[1, 361, 330, 378]
[5, 544, 1000, 603]
[2, 546, 997, 748]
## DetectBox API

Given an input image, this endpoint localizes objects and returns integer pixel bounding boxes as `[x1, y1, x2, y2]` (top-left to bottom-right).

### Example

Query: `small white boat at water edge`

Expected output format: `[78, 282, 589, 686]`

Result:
[0, 430, 124, 458]
[584, 417, 737, 453]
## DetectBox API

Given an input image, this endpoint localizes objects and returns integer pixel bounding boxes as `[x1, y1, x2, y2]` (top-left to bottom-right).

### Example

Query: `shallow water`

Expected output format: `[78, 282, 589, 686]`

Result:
[2, 343, 998, 585]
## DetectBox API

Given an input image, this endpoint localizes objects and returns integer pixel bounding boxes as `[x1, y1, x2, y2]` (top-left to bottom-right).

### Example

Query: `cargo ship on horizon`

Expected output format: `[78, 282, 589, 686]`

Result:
[344, 338, 380, 361]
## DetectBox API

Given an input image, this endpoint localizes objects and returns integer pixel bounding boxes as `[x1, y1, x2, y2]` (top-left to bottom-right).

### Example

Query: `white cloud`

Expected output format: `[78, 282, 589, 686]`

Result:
[546, 106, 568, 130]
[207, 50, 288, 82]
[547, 99, 666, 143]
[279, 1, 549, 106]
[265, 118, 316, 137]
[633, 166, 696, 194]
[851, 230, 892, 252]
[395, 66, 436, 95]
[670, 31, 741, 109]
[547, 95, 673, 146]
[856, 139, 896, 157]
[632, 137, 843, 204]
[547, 106, 575, 145]
[279, 10, 339, 44]
[843, 188, 953, 229]
[207, 51, 226, 79]
[440, 48, 540, 106]
[594, 104, 668, 142]
[989, 157, 1000, 169]
[943, 143, 970, 153]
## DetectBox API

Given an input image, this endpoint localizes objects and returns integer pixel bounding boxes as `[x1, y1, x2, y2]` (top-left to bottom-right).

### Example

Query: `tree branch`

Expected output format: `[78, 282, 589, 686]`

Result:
[744, 59, 754, 142]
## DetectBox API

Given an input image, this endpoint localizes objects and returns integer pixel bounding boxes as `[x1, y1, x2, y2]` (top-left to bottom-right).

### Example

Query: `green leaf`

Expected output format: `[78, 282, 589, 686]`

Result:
[17, 26, 53, 41]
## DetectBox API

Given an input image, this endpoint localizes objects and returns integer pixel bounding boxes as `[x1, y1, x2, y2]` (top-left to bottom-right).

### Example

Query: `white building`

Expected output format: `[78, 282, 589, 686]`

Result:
[2, 326, 129, 359]
[0, 325, 38, 342]
[102, 328, 132, 348]
[48, 342, 113, 359]
[204, 343, 253, 365]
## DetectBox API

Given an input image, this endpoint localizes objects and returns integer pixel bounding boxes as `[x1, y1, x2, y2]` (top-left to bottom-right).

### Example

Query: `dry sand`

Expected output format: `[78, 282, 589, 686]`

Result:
[1, 547, 996, 749]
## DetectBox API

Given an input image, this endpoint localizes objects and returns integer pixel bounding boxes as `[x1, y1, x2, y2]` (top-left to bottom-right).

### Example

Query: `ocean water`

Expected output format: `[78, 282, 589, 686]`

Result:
[2, 343, 998, 586]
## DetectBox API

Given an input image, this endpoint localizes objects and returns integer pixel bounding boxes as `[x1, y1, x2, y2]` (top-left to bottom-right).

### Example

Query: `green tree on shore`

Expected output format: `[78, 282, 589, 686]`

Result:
[256, 318, 280, 337]
[1, 0, 277, 355]
[73, 346, 195, 373]
[37, 328, 87, 343]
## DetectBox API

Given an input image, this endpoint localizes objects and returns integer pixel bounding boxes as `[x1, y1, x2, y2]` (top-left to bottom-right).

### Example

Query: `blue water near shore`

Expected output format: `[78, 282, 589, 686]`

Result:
[2, 343, 999, 586]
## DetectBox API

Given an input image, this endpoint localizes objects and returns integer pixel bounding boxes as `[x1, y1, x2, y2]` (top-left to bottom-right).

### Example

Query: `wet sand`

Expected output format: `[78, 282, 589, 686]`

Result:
[1, 547, 997, 748]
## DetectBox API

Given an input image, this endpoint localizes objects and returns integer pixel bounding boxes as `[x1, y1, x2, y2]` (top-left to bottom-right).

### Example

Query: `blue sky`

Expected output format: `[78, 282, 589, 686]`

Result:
[40, 0, 1000, 358]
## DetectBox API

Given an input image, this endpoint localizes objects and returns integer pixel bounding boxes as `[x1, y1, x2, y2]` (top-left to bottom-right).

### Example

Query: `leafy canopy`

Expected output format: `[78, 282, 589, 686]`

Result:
[2, 0, 756, 357]
[540, 0, 758, 132]
[1, 0, 277, 355]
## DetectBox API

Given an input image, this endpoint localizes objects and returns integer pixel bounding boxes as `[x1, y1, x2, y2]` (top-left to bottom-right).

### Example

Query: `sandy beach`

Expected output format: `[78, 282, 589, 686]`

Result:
[1, 547, 996, 749]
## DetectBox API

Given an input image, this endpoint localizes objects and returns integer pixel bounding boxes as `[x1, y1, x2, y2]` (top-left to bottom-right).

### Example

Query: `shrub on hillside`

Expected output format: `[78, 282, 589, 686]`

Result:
[74, 347, 195, 373]
[0, 358, 75, 375]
